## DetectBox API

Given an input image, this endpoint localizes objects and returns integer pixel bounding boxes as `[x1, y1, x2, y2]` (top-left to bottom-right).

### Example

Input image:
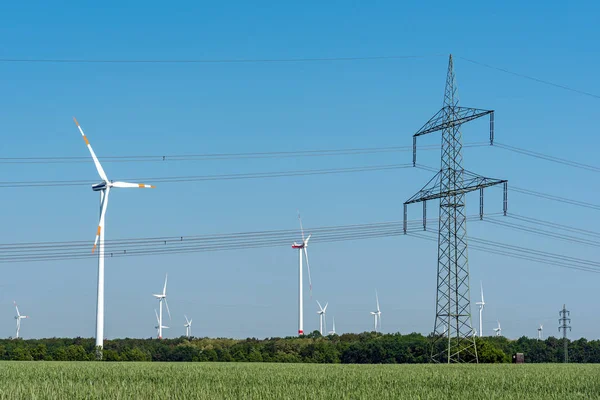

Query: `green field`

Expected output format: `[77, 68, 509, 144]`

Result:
[0, 362, 598, 399]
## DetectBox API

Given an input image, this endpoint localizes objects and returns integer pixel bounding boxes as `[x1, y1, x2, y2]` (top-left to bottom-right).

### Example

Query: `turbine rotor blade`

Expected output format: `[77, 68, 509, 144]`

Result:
[376, 290, 380, 312]
[93, 187, 110, 253]
[73, 117, 109, 182]
[14, 301, 20, 317]
[164, 298, 172, 321]
[163, 274, 168, 296]
[154, 309, 159, 324]
[303, 247, 312, 298]
[316, 300, 323, 311]
[111, 181, 156, 189]
[297, 210, 305, 242]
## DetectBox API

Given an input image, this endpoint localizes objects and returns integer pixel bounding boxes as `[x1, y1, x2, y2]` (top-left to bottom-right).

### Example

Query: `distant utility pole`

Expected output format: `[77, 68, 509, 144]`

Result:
[404, 54, 508, 364]
[558, 304, 571, 363]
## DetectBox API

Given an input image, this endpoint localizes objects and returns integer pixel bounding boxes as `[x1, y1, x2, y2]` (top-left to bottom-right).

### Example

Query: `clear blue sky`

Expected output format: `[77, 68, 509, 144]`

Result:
[0, 1, 599, 340]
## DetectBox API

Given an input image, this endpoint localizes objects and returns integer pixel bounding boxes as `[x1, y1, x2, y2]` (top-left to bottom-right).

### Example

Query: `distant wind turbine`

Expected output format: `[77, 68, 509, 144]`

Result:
[475, 281, 485, 337]
[154, 309, 169, 337]
[74, 118, 155, 355]
[370, 290, 381, 332]
[316, 301, 328, 335]
[13, 301, 28, 339]
[328, 317, 336, 335]
[493, 320, 502, 336]
[153, 274, 171, 339]
[291, 211, 313, 336]
[538, 324, 543, 340]
[184, 315, 193, 338]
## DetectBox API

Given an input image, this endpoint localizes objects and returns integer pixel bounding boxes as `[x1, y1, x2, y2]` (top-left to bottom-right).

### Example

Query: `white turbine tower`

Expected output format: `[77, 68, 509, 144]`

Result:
[291, 212, 312, 336]
[328, 317, 336, 335]
[475, 281, 485, 337]
[153, 274, 171, 339]
[154, 309, 169, 337]
[370, 290, 381, 332]
[184, 315, 193, 338]
[13, 301, 28, 339]
[493, 320, 502, 336]
[316, 301, 328, 335]
[75, 118, 155, 355]
[538, 324, 543, 340]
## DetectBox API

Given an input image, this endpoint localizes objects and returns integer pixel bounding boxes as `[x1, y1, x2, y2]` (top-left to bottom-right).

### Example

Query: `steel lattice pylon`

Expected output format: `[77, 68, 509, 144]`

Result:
[404, 54, 508, 363]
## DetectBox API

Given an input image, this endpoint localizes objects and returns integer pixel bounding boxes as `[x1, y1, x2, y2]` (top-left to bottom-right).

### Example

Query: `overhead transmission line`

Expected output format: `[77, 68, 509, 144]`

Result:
[493, 142, 600, 173]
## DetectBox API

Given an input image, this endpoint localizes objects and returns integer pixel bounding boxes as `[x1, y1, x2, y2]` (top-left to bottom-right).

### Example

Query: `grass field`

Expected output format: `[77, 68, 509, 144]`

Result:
[0, 362, 598, 399]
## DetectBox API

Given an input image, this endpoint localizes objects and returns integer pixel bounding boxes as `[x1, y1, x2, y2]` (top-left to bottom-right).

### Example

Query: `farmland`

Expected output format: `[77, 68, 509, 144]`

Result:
[0, 362, 598, 399]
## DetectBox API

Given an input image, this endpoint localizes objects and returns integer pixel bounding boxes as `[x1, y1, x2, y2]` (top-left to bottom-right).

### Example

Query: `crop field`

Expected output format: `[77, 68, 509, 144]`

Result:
[0, 362, 598, 399]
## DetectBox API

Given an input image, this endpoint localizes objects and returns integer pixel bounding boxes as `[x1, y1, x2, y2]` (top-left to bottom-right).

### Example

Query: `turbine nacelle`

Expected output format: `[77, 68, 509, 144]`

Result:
[92, 182, 108, 191]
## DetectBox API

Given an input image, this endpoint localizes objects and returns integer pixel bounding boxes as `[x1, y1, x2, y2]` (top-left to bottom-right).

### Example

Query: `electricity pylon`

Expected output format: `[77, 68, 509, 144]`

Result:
[403, 54, 508, 363]
[559, 304, 571, 363]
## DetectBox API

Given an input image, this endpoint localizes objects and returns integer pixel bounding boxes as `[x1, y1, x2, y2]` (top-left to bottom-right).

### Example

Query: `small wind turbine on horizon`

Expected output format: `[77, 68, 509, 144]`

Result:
[74, 118, 155, 355]
[13, 301, 28, 339]
[493, 320, 502, 336]
[370, 291, 381, 333]
[184, 315, 193, 338]
[154, 309, 169, 337]
[538, 324, 543, 340]
[153, 274, 171, 339]
[316, 301, 328, 335]
[475, 281, 485, 337]
[291, 211, 313, 336]
[328, 317, 336, 335]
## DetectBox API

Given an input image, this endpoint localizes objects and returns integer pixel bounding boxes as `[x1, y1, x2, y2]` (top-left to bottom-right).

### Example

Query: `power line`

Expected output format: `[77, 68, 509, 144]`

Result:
[0, 54, 442, 64]
[458, 56, 600, 100]
[494, 142, 600, 173]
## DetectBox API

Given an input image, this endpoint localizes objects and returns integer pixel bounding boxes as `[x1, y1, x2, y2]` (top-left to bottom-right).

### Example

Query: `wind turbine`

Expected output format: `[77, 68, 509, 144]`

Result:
[316, 300, 328, 335]
[153, 274, 171, 339]
[154, 309, 169, 337]
[291, 211, 312, 336]
[328, 317, 336, 335]
[538, 324, 543, 340]
[475, 281, 485, 337]
[184, 315, 193, 338]
[13, 301, 28, 339]
[370, 290, 381, 332]
[493, 320, 502, 336]
[74, 118, 155, 355]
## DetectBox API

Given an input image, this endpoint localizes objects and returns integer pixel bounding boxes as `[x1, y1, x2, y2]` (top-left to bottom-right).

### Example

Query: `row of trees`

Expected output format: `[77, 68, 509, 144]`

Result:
[1, 332, 597, 363]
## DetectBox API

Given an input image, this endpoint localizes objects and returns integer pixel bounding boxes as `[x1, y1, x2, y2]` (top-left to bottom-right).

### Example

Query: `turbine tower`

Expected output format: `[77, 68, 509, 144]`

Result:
[154, 309, 169, 337]
[13, 301, 28, 339]
[75, 118, 155, 358]
[403, 55, 508, 363]
[475, 282, 485, 337]
[291, 212, 312, 336]
[184, 315, 193, 338]
[316, 301, 328, 335]
[537, 324, 543, 340]
[493, 320, 502, 336]
[153, 274, 171, 339]
[370, 291, 381, 332]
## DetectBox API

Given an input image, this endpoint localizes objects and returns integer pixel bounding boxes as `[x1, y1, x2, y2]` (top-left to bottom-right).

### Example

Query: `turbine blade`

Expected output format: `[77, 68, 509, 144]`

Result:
[155, 309, 159, 324]
[14, 301, 20, 317]
[323, 302, 328, 312]
[376, 290, 380, 312]
[111, 181, 156, 189]
[73, 117, 109, 182]
[93, 187, 110, 253]
[185, 315, 189, 324]
[163, 273, 168, 296]
[480, 281, 484, 303]
[303, 247, 312, 298]
[164, 298, 172, 321]
[297, 210, 305, 242]
[316, 300, 322, 311]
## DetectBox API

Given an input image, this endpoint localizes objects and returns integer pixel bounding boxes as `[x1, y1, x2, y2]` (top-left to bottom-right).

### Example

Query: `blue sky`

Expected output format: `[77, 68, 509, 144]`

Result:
[0, 1, 599, 340]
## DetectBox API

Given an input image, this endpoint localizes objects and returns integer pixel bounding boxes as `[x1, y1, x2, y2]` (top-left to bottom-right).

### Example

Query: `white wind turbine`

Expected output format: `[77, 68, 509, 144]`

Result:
[493, 320, 502, 336]
[154, 309, 169, 337]
[291, 212, 312, 336]
[370, 290, 381, 332]
[184, 315, 193, 338]
[13, 301, 28, 339]
[74, 118, 155, 354]
[316, 301, 328, 335]
[153, 274, 171, 339]
[475, 281, 485, 337]
[538, 324, 543, 340]
[328, 317, 336, 335]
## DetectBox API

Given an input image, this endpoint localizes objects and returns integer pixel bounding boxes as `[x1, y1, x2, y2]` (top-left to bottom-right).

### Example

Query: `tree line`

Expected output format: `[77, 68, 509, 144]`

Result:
[0, 331, 597, 363]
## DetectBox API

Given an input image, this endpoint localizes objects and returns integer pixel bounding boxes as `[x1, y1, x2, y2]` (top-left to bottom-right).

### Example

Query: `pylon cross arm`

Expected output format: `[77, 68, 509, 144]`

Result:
[404, 169, 506, 205]
[413, 107, 493, 138]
